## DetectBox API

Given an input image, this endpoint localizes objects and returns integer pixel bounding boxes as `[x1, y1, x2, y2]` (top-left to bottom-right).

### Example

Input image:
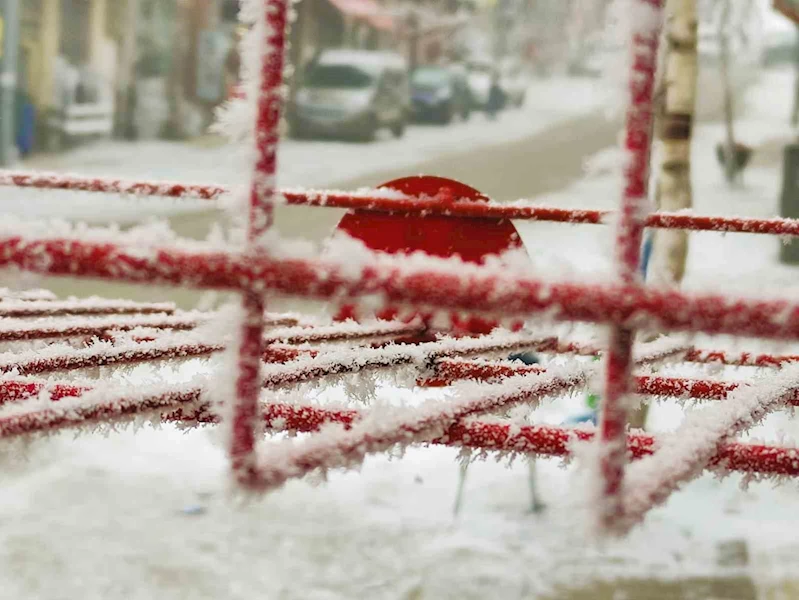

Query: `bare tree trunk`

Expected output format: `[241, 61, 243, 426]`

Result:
[648, 0, 698, 288]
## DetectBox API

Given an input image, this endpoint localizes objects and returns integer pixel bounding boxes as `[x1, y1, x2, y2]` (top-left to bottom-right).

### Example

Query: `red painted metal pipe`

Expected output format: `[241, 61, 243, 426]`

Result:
[684, 348, 799, 368]
[0, 388, 202, 438]
[5, 236, 799, 341]
[5, 171, 799, 237]
[0, 299, 176, 318]
[4, 380, 797, 480]
[234, 0, 294, 489]
[196, 402, 799, 478]
[598, 0, 664, 533]
[0, 313, 200, 342]
[419, 358, 799, 407]
[443, 420, 799, 478]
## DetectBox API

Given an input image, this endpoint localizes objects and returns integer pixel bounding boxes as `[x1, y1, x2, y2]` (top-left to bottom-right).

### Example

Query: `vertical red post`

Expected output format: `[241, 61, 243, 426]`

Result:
[231, 0, 289, 488]
[596, 0, 664, 533]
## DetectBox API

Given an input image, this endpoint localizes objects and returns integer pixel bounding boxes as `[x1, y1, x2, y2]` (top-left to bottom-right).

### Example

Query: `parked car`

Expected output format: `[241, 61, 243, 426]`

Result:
[290, 50, 410, 142]
[465, 57, 494, 111]
[410, 65, 471, 124]
[498, 59, 528, 108]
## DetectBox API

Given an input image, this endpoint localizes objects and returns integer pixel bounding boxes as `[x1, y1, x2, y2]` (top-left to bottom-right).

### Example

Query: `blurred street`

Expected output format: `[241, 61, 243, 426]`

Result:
[15, 60, 756, 312]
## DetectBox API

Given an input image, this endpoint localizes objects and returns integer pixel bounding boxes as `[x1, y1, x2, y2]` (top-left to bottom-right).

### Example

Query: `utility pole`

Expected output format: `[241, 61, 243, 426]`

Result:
[0, 0, 19, 166]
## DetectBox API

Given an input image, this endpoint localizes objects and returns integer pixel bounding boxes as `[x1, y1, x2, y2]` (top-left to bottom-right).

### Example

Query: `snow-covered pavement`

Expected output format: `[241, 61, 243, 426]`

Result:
[10, 76, 611, 224]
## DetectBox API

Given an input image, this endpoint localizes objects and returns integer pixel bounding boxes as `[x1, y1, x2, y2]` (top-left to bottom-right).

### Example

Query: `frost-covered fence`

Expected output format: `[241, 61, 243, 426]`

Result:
[5, 170, 799, 236]
[0, 0, 798, 539]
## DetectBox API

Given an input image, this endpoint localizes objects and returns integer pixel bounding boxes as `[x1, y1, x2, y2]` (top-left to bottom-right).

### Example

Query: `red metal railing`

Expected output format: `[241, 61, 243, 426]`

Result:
[5, 170, 799, 236]
[0, 0, 797, 540]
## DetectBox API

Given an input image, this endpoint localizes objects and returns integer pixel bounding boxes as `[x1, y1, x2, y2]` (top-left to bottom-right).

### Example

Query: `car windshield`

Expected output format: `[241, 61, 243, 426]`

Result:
[305, 64, 374, 89]
[412, 68, 451, 87]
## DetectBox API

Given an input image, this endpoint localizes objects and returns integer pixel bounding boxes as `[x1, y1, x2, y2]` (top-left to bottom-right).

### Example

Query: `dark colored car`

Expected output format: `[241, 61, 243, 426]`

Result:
[410, 65, 471, 124]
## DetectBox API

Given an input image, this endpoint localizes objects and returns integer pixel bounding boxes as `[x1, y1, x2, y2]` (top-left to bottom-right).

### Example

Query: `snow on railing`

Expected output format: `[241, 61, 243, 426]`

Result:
[245, 364, 592, 492]
[0, 170, 227, 200]
[0, 335, 681, 429]
[620, 366, 799, 533]
[0, 313, 201, 342]
[597, 0, 664, 534]
[0, 321, 463, 377]
[258, 331, 562, 388]
[5, 373, 799, 481]
[684, 348, 799, 368]
[0, 337, 223, 376]
[4, 169, 798, 237]
[0, 379, 90, 404]
[0, 288, 57, 301]
[442, 421, 799, 478]
[226, 0, 292, 489]
[4, 234, 799, 340]
[0, 299, 176, 317]
[5, 171, 799, 236]
[0, 382, 204, 438]
[234, 338, 684, 493]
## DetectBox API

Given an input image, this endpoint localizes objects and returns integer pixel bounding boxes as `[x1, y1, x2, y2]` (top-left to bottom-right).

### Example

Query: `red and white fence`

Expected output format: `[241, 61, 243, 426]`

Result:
[0, 0, 797, 538]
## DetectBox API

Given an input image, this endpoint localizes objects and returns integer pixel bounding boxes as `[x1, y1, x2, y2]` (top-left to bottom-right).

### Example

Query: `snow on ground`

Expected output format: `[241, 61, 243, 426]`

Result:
[2, 69, 799, 598]
[7, 76, 610, 225]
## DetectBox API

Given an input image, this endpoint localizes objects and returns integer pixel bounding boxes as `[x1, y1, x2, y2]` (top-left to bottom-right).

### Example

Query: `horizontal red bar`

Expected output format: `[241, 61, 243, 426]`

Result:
[444, 420, 799, 477]
[422, 358, 545, 386]
[685, 348, 799, 368]
[259, 334, 558, 388]
[0, 313, 200, 342]
[0, 387, 202, 438]
[0, 380, 91, 404]
[0, 288, 57, 301]
[3, 170, 798, 236]
[0, 299, 176, 318]
[205, 401, 799, 478]
[0, 322, 426, 377]
[0, 171, 226, 200]
[4, 235, 799, 341]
